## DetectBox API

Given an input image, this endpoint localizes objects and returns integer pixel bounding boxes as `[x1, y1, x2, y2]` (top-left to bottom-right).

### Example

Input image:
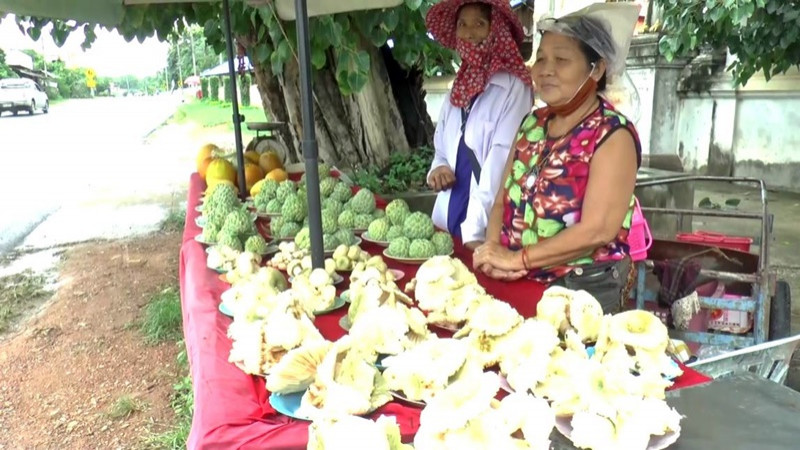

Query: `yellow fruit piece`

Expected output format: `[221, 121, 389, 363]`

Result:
[244, 150, 260, 165]
[259, 151, 284, 174]
[250, 179, 267, 197]
[265, 168, 289, 182]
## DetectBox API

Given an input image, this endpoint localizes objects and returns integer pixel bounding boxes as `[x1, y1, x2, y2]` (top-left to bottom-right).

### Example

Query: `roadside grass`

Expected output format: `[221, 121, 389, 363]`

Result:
[140, 286, 183, 345]
[144, 344, 194, 450]
[0, 269, 52, 332]
[173, 100, 268, 141]
[108, 395, 148, 419]
[161, 206, 186, 233]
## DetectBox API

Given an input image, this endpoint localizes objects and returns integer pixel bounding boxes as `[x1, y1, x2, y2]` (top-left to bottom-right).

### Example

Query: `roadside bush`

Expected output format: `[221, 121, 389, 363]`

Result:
[223, 77, 233, 103]
[240, 74, 251, 107]
[200, 78, 209, 100]
[209, 77, 219, 101]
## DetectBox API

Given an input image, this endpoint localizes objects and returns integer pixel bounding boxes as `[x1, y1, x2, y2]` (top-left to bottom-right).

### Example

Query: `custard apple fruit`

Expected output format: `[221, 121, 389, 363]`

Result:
[331, 182, 352, 203]
[403, 212, 434, 240]
[294, 227, 311, 250]
[244, 235, 269, 254]
[387, 237, 411, 258]
[338, 209, 356, 229]
[216, 231, 242, 252]
[367, 218, 390, 241]
[431, 231, 454, 256]
[351, 188, 376, 214]
[386, 225, 404, 240]
[281, 193, 307, 222]
[409, 239, 436, 259]
[385, 199, 410, 226]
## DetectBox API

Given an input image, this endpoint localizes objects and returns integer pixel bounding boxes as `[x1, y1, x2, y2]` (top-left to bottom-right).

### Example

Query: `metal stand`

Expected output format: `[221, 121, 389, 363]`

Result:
[222, 0, 247, 199]
[294, 0, 325, 268]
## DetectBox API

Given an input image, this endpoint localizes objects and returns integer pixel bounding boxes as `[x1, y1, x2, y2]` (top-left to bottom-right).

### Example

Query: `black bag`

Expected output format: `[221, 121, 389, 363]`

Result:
[553, 257, 633, 314]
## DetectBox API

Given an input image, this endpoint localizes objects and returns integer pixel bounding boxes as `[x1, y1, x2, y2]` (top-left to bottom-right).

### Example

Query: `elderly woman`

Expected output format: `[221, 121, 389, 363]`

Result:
[472, 3, 642, 313]
[426, 0, 534, 249]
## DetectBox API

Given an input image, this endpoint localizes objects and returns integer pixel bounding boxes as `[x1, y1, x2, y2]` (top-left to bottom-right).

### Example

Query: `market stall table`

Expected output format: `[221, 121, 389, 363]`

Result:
[179, 173, 712, 449]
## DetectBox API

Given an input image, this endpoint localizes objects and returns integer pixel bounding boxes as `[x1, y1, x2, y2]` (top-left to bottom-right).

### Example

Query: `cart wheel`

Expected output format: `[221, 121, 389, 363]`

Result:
[769, 280, 791, 340]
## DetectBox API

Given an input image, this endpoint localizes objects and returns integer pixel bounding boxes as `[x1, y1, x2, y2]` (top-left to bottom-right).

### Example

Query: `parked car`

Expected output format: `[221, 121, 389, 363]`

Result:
[0, 78, 49, 116]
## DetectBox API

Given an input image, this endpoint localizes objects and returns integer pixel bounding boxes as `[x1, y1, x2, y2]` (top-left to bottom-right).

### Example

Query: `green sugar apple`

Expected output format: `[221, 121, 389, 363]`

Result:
[408, 239, 436, 259]
[385, 199, 410, 226]
[323, 233, 340, 251]
[320, 177, 338, 198]
[338, 209, 356, 229]
[322, 198, 343, 218]
[208, 183, 238, 208]
[354, 213, 373, 230]
[386, 225, 404, 240]
[372, 209, 386, 219]
[403, 212, 434, 240]
[350, 188, 376, 214]
[260, 179, 279, 200]
[202, 221, 220, 243]
[275, 181, 296, 204]
[244, 235, 270, 254]
[321, 209, 338, 234]
[278, 221, 302, 239]
[222, 209, 251, 235]
[431, 231, 454, 256]
[319, 163, 332, 178]
[387, 237, 411, 258]
[367, 218, 390, 241]
[331, 182, 352, 203]
[216, 231, 243, 252]
[265, 198, 282, 214]
[334, 228, 355, 246]
[270, 216, 285, 235]
[294, 227, 311, 250]
[281, 193, 307, 222]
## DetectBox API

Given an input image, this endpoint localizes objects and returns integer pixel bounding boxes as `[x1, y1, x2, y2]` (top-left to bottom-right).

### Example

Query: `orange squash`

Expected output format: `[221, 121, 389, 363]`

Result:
[206, 158, 237, 186]
[244, 150, 260, 165]
[259, 151, 284, 175]
[244, 163, 265, 191]
[265, 168, 289, 182]
[198, 156, 214, 180]
[197, 143, 219, 172]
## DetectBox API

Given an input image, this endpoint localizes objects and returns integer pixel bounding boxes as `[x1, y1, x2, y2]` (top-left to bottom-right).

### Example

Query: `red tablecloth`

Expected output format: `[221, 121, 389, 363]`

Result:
[179, 173, 711, 449]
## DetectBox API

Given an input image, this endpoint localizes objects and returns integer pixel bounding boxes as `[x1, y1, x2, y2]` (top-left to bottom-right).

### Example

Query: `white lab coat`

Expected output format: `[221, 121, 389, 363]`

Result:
[428, 72, 533, 243]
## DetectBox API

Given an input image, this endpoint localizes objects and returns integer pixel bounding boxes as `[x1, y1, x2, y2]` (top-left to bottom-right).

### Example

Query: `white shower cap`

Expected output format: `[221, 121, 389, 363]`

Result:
[537, 3, 640, 80]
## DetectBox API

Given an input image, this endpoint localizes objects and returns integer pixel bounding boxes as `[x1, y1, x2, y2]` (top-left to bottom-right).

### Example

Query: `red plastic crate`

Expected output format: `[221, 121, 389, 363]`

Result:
[675, 231, 753, 252]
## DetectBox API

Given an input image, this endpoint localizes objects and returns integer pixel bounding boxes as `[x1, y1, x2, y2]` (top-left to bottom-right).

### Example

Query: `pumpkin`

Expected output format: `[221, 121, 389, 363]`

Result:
[198, 156, 214, 180]
[244, 150, 260, 165]
[244, 163, 265, 192]
[197, 143, 219, 172]
[265, 168, 289, 182]
[259, 151, 283, 175]
[206, 158, 237, 185]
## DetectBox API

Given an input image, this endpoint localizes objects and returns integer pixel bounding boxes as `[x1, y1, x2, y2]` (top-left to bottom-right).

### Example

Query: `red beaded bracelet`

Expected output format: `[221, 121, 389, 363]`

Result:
[521, 245, 531, 271]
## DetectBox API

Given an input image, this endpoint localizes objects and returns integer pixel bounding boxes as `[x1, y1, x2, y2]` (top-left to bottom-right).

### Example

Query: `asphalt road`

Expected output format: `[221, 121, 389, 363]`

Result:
[0, 94, 181, 255]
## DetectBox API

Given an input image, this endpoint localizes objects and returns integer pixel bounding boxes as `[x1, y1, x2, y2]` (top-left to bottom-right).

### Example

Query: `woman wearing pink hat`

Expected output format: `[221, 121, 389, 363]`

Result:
[472, 3, 643, 314]
[426, 0, 534, 250]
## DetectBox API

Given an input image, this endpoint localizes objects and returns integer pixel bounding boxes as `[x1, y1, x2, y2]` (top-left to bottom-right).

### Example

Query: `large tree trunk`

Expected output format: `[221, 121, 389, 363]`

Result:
[243, 36, 433, 170]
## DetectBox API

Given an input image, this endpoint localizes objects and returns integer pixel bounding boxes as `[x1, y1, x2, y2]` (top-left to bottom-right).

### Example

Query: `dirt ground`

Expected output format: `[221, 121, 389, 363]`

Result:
[0, 231, 183, 449]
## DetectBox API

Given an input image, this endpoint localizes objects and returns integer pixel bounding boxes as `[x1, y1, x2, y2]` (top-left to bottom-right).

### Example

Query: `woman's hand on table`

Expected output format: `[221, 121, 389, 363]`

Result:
[472, 242, 528, 280]
[428, 166, 456, 192]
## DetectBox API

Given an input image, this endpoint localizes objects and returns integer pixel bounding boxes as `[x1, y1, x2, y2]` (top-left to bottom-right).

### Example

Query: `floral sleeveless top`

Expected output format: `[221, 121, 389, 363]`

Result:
[500, 99, 642, 283]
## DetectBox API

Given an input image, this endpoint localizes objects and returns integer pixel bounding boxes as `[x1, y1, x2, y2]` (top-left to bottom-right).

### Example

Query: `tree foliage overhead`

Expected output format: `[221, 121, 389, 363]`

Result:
[657, 0, 800, 86]
[14, 0, 456, 96]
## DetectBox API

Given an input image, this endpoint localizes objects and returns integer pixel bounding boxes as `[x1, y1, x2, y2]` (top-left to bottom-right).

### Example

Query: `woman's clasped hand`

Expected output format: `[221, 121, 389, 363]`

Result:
[472, 242, 527, 280]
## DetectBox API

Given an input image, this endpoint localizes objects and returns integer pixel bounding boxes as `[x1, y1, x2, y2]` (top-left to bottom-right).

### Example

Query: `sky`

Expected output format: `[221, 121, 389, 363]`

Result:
[0, 14, 169, 78]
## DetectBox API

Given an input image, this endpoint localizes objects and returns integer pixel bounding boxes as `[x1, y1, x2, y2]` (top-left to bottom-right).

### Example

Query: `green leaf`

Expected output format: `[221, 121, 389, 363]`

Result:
[568, 257, 594, 266]
[311, 46, 327, 69]
[509, 184, 522, 206]
[505, 174, 514, 189]
[725, 198, 741, 207]
[522, 229, 539, 246]
[536, 218, 564, 238]
[520, 114, 537, 132]
[512, 160, 527, 181]
[528, 154, 539, 170]
[525, 126, 545, 143]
